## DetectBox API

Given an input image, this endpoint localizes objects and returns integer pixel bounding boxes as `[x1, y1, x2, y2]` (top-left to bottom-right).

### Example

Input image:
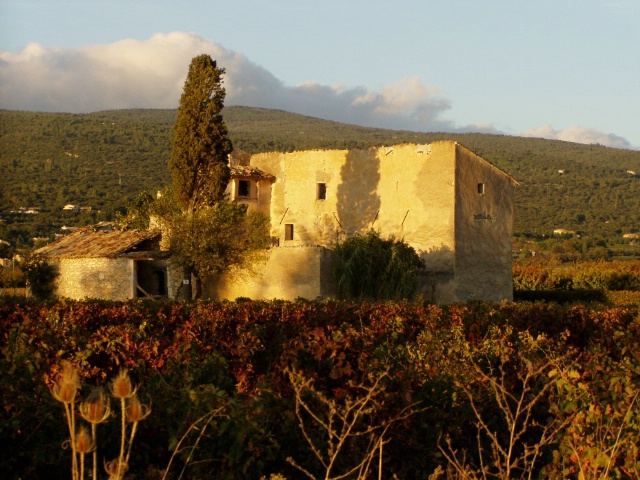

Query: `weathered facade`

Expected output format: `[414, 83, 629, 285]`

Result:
[37, 223, 175, 301]
[210, 140, 517, 303]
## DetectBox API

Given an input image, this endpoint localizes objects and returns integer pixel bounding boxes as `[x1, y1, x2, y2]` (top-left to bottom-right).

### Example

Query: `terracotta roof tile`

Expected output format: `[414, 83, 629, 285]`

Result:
[36, 223, 160, 259]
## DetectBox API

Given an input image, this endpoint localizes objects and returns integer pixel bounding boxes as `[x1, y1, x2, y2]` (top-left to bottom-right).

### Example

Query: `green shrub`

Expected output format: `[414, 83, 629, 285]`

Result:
[333, 230, 425, 300]
[21, 254, 58, 300]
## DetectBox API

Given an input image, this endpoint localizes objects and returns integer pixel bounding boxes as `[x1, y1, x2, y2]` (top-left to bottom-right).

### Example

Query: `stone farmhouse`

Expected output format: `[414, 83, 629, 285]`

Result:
[38, 140, 517, 303]
[212, 140, 518, 303]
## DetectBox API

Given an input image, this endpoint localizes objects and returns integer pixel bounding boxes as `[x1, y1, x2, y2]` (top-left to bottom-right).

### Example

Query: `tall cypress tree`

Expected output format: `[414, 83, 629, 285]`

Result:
[170, 54, 233, 213]
[165, 55, 268, 299]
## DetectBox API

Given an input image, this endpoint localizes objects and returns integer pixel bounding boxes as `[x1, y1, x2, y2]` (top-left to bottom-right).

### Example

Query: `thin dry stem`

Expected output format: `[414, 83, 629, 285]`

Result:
[286, 367, 424, 480]
[162, 408, 224, 480]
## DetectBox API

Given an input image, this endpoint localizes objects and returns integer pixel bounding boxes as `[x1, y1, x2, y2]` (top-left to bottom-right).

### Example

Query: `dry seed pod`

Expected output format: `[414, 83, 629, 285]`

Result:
[79, 387, 111, 424]
[125, 395, 151, 423]
[109, 370, 137, 399]
[104, 458, 128, 479]
[75, 426, 95, 454]
[51, 362, 81, 404]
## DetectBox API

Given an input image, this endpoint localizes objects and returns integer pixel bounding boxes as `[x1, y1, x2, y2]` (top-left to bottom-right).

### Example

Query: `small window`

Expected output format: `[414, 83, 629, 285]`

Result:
[238, 180, 250, 197]
[477, 183, 486, 195]
[317, 182, 327, 200]
[284, 224, 294, 241]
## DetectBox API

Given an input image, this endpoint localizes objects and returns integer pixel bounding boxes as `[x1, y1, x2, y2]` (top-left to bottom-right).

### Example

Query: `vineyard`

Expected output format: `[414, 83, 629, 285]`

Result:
[1, 294, 639, 479]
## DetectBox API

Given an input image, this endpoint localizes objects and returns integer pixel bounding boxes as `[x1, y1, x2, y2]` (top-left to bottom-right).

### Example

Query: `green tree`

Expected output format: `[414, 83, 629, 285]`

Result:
[168, 201, 270, 297]
[169, 54, 232, 213]
[21, 254, 58, 300]
[116, 190, 155, 230]
[164, 56, 270, 298]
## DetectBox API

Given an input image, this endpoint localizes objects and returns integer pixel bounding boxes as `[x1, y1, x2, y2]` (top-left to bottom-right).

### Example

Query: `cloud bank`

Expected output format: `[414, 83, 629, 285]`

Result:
[520, 125, 632, 150]
[0, 32, 633, 149]
[0, 32, 454, 132]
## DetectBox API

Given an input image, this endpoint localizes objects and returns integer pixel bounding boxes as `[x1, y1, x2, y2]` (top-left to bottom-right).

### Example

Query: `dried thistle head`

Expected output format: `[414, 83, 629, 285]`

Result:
[104, 458, 128, 480]
[126, 395, 151, 423]
[79, 387, 111, 424]
[75, 425, 95, 454]
[51, 362, 81, 404]
[109, 370, 136, 399]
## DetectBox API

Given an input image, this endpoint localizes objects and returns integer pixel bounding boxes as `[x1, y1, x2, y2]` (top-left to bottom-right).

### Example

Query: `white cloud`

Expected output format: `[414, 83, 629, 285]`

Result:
[520, 124, 632, 150]
[1, 32, 635, 149]
[0, 32, 453, 132]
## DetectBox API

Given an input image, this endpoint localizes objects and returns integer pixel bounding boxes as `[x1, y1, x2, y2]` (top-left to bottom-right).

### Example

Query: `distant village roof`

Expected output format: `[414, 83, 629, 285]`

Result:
[36, 222, 161, 259]
[230, 165, 275, 180]
[553, 228, 576, 235]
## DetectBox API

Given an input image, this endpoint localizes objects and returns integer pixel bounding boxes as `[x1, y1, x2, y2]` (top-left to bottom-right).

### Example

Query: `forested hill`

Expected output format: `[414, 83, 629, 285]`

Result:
[1, 107, 639, 247]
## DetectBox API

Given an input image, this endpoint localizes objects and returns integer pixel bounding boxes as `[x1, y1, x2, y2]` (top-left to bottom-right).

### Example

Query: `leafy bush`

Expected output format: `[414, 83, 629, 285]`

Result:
[21, 254, 58, 300]
[333, 231, 425, 300]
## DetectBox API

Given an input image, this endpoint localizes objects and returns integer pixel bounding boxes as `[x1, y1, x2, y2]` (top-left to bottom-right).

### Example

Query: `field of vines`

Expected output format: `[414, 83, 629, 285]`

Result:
[1, 294, 639, 479]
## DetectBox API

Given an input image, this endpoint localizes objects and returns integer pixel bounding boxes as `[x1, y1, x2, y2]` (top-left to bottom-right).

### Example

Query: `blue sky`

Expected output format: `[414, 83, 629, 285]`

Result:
[1, 0, 639, 149]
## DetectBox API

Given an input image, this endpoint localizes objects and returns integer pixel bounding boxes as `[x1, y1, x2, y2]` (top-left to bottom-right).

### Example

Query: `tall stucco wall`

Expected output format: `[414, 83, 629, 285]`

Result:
[250, 150, 342, 246]
[449, 144, 515, 302]
[250, 142, 457, 271]
[205, 246, 336, 301]
[247, 141, 514, 304]
[54, 258, 134, 300]
[376, 142, 456, 272]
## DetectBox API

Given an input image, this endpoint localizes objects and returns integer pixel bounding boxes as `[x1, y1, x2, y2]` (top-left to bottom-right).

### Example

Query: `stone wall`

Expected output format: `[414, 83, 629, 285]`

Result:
[451, 144, 515, 302]
[250, 142, 457, 271]
[54, 257, 134, 300]
[204, 246, 336, 301]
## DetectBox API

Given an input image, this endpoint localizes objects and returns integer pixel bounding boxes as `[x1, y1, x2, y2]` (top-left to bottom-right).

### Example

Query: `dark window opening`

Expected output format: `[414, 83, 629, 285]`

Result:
[317, 182, 327, 200]
[285, 224, 294, 241]
[238, 180, 250, 197]
[477, 183, 486, 195]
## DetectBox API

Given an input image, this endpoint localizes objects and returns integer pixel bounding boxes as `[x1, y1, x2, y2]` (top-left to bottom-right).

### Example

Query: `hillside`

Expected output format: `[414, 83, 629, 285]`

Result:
[1, 107, 640, 248]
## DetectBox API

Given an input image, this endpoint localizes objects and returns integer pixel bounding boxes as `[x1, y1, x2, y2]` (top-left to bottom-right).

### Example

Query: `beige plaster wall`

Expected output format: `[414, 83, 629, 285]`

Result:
[449, 144, 515, 302]
[54, 258, 134, 300]
[377, 142, 456, 272]
[205, 246, 336, 301]
[250, 142, 457, 271]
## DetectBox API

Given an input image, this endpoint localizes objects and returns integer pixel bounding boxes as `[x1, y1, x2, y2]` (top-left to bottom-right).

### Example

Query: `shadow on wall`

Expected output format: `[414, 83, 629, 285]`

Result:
[421, 244, 454, 273]
[410, 245, 455, 303]
[336, 149, 381, 235]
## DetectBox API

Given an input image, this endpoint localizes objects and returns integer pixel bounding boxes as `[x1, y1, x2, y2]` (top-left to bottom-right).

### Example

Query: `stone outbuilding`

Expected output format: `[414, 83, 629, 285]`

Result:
[36, 223, 174, 301]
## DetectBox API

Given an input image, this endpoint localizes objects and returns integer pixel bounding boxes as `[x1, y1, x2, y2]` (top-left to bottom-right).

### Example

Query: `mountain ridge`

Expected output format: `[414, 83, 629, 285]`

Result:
[1, 107, 639, 247]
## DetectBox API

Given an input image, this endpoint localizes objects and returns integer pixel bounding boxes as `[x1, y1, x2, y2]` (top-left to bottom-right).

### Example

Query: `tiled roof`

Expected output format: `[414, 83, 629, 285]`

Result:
[36, 223, 161, 259]
[230, 165, 275, 180]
